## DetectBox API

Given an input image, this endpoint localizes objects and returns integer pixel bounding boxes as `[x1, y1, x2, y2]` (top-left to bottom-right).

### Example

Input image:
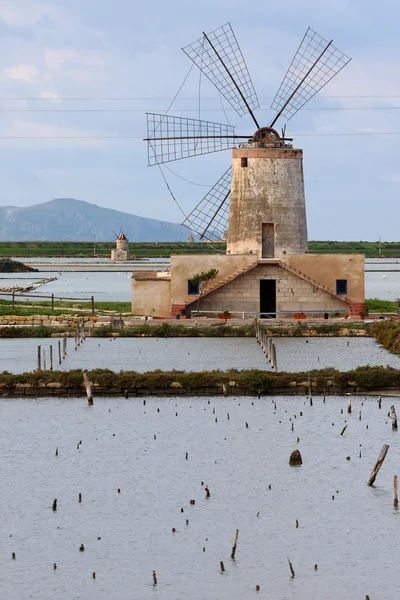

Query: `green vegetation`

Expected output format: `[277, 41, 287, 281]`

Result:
[92, 323, 255, 338]
[190, 268, 219, 315]
[0, 241, 226, 258]
[366, 298, 400, 313]
[372, 321, 400, 355]
[0, 299, 131, 317]
[2, 239, 400, 257]
[1, 365, 400, 392]
[309, 240, 400, 257]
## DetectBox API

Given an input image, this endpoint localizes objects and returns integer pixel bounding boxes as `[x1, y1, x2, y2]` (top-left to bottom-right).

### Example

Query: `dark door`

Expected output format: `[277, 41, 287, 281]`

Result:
[260, 279, 276, 318]
[262, 223, 274, 258]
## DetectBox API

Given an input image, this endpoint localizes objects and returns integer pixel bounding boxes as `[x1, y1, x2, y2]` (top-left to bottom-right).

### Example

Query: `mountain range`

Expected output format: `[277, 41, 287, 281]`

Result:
[0, 198, 191, 242]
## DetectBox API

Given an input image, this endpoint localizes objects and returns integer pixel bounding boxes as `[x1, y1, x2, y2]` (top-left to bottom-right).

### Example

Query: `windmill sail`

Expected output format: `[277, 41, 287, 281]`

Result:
[182, 23, 259, 123]
[270, 27, 351, 126]
[145, 113, 243, 166]
[182, 167, 231, 241]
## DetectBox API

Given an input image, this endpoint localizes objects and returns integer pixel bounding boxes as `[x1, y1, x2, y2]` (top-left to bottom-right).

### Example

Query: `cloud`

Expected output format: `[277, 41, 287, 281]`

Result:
[3, 63, 39, 84]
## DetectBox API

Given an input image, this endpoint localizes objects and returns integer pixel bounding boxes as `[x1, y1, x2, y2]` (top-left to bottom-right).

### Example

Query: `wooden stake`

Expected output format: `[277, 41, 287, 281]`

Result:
[55, 447, 58, 456]
[378, 396, 382, 409]
[340, 424, 348, 436]
[52, 499, 57, 512]
[391, 405, 398, 430]
[368, 444, 389, 486]
[37, 345, 41, 370]
[231, 529, 239, 559]
[49, 345, 53, 371]
[347, 398, 352, 414]
[287, 557, 295, 578]
[83, 370, 93, 406]
[58, 340, 61, 365]
[220, 561, 225, 573]
[394, 475, 399, 508]
[153, 571, 157, 586]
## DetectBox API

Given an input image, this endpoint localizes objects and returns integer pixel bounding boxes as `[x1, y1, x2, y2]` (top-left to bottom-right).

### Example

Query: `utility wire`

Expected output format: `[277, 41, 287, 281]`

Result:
[4, 131, 400, 138]
[4, 106, 400, 112]
[3, 94, 400, 100]
[162, 164, 212, 187]
[158, 166, 187, 218]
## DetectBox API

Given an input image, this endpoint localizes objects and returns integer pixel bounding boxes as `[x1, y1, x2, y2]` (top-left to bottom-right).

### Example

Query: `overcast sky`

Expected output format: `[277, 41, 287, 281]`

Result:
[0, 0, 400, 240]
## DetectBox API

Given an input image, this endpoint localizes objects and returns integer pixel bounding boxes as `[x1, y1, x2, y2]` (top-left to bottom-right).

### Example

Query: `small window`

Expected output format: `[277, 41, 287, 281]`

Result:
[336, 279, 348, 295]
[188, 280, 200, 295]
[241, 157, 248, 168]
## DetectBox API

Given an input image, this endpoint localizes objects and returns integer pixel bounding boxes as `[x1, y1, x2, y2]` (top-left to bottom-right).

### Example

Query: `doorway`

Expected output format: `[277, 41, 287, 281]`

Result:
[260, 279, 276, 318]
[262, 223, 274, 258]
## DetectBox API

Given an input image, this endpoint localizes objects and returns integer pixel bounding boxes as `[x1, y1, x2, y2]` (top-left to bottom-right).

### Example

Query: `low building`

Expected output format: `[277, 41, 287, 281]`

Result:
[132, 135, 365, 319]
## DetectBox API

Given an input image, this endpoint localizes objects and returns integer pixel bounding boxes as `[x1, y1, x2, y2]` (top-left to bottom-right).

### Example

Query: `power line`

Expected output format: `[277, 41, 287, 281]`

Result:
[2, 94, 400, 100]
[2, 131, 400, 139]
[2, 106, 400, 112]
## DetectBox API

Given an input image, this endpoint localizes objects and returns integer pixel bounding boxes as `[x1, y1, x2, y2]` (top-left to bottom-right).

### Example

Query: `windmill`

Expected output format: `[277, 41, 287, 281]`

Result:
[144, 24, 351, 243]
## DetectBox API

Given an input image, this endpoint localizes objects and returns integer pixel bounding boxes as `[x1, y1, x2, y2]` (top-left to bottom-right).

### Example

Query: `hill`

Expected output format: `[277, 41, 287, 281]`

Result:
[0, 198, 190, 242]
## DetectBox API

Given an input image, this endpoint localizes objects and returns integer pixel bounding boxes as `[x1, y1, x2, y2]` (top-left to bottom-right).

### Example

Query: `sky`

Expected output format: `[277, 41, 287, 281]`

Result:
[0, 0, 400, 240]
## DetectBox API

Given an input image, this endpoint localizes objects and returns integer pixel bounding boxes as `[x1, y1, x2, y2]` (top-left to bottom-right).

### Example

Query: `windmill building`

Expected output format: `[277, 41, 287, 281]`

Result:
[132, 25, 365, 319]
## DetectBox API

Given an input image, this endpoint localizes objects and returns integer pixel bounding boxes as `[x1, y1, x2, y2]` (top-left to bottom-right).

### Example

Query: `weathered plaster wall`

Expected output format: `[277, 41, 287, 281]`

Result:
[131, 274, 171, 316]
[187, 264, 348, 315]
[284, 254, 365, 303]
[227, 147, 308, 257]
[170, 254, 256, 305]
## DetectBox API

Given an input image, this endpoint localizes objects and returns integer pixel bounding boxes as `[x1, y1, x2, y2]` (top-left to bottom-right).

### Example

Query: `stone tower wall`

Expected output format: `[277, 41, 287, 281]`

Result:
[227, 147, 308, 257]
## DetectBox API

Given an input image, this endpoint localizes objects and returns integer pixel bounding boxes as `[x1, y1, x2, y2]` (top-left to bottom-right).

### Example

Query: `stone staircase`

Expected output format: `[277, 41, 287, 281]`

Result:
[184, 260, 259, 306]
[278, 259, 351, 304]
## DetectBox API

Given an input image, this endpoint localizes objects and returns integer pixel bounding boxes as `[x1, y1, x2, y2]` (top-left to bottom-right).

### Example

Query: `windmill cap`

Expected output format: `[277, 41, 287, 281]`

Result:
[117, 232, 127, 240]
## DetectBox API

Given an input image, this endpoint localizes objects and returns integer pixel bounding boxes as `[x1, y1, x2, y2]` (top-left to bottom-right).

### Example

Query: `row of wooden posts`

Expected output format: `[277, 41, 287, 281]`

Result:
[255, 319, 277, 372]
[36, 320, 93, 405]
[37, 320, 87, 371]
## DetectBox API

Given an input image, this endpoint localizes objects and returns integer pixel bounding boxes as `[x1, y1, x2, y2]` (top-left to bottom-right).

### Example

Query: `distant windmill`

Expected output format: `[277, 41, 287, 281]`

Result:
[144, 24, 351, 241]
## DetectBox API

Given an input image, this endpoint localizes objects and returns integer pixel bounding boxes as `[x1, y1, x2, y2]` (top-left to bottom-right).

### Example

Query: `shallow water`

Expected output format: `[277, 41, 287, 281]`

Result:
[1, 336, 399, 375]
[0, 257, 398, 301]
[0, 337, 270, 374]
[1, 395, 399, 600]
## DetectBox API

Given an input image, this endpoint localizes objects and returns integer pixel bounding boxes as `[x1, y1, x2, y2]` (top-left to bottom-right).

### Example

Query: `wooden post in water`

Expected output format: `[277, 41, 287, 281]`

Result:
[368, 444, 389, 486]
[82, 318, 86, 340]
[391, 405, 398, 430]
[83, 370, 93, 406]
[75, 333, 78, 351]
[43, 349, 46, 371]
[272, 343, 278, 372]
[37, 345, 41, 370]
[287, 557, 295, 578]
[394, 475, 399, 508]
[49, 345, 53, 371]
[51, 294, 54, 311]
[58, 340, 61, 365]
[231, 529, 239, 559]
[347, 398, 352, 414]
[12, 291, 15, 309]
[91, 296, 95, 316]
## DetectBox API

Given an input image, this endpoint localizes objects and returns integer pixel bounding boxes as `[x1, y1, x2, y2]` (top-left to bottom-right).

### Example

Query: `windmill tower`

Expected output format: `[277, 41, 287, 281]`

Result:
[145, 25, 351, 258]
[135, 25, 365, 319]
[111, 231, 129, 261]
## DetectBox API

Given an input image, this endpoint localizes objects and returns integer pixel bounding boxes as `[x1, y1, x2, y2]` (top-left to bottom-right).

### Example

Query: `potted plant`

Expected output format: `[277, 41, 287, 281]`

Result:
[217, 310, 232, 320]
[293, 312, 306, 320]
[359, 309, 367, 320]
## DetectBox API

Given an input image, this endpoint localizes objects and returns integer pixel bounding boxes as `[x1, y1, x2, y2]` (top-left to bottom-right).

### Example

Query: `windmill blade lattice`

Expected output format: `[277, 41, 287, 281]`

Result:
[145, 113, 239, 166]
[182, 23, 259, 120]
[270, 27, 351, 126]
[182, 167, 232, 241]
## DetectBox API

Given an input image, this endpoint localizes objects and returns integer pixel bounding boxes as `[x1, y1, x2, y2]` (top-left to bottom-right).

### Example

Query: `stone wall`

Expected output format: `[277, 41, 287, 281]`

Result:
[193, 264, 348, 314]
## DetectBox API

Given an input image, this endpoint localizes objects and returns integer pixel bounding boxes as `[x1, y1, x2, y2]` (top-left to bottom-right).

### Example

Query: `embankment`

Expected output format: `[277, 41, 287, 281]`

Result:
[0, 321, 371, 338]
[1, 366, 400, 397]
